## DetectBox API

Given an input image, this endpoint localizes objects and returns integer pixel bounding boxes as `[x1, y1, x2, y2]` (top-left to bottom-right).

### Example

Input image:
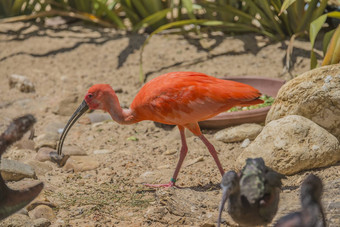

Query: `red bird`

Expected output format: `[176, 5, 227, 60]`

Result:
[57, 72, 263, 188]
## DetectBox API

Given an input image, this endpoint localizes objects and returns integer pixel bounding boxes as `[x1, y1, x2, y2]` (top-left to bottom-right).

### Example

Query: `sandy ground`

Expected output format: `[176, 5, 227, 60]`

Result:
[0, 21, 339, 226]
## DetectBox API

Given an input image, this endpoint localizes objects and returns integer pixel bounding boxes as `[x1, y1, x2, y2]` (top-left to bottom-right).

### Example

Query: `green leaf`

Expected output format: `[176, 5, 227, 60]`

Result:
[327, 11, 340, 20]
[133, 8, 170, 32]
[310, 50, 317, 69]
[309, 14, 327, 48]
[323, 29, 335, 55]
[279, 0, 296, 15]
[182, 0, 196, 19]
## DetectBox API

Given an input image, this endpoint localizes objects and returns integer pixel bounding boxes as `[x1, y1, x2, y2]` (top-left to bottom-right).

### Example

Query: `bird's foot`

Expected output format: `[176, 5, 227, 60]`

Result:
[144, 181, 179, 188]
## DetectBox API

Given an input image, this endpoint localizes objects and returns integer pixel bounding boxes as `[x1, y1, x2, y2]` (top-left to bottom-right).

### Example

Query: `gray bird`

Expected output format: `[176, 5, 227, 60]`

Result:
[217, 157, 285, 227]
[274, 174, 326, 227]
[0, 115, 43, 220]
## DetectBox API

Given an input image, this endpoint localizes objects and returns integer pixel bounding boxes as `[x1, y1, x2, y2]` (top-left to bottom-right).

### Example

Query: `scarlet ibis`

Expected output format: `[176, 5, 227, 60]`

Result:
[57, 72, 263, 187]
[0, 115, 44, 220]
[274, 174, 326, 227]
[217, 158, 285, 227]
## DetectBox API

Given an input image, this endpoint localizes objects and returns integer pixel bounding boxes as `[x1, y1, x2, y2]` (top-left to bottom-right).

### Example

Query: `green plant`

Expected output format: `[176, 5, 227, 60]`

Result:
[309, 11, 340, 68]
[0, 0, 45, 18]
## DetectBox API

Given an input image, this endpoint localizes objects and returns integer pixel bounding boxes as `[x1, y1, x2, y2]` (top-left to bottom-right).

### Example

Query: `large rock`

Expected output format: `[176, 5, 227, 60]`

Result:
[266, 64, 340, 141]
[236, 115, 340, 175]
[1, 159, 36, 181]
[214, 123, 263, 143]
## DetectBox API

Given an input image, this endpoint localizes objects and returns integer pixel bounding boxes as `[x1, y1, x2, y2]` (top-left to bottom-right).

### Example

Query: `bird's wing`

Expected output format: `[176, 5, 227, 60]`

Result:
[131, 72, 262, 124]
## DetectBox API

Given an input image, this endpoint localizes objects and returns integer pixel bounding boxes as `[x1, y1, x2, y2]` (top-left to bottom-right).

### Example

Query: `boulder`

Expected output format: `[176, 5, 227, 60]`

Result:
[237, 115, 340, 175]
[266, 64, 340, 141]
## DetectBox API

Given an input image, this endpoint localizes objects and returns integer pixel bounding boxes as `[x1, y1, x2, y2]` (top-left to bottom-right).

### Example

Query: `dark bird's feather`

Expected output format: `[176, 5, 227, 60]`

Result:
[0, 115, 44, 221]
[217, 157, 286, 227]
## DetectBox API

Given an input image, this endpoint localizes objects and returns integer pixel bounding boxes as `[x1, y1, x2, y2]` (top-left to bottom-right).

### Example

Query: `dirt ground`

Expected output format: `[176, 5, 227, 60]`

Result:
[0, 21, 339, 227]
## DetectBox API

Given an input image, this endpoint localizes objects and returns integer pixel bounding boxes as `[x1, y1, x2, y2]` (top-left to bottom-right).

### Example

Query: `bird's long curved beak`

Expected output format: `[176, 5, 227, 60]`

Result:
[57, 100, 89, 156]
[217, 186, 231, 227]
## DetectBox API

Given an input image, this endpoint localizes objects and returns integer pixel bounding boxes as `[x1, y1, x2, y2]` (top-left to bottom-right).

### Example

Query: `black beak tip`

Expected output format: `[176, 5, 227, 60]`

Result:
[50, 151, 70, 167]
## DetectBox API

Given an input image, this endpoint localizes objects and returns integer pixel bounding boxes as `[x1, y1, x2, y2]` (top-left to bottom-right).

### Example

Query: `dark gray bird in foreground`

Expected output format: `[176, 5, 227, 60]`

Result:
[217, 157, 286, 227]
[274, 174, 326, 227]
[0, 115, 43, 220]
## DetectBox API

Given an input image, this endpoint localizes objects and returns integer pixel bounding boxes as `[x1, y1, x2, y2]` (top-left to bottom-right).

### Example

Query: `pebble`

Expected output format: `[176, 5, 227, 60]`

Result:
[135, 171, 157, 184]
[36, 147, 55, 162]
[8, 74, 35, 93]
[240, 138, 251, 148]
[214, 123, 263, 143]
[1, 159, 36, 181]
[43, 121, 65, 135]
[63, 156, 100, 172]
[185, 156, 204, 167]
[53, 92, 80, 116]
[93, 149, 112, 155]
[28, 205, 56, 221]
[32, 218, 51, 227]
[87, 112, 112, 124]
[34, 133, 59, 150]
[163, 149, 177, 155]
[63, 145, 87, 156]
[26, 160, 53, 176]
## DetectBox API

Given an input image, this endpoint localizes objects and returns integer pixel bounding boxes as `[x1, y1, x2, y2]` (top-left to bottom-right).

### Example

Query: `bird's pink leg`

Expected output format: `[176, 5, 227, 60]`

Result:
[198, 134, 225, 176]
[144, 126, 187, 188]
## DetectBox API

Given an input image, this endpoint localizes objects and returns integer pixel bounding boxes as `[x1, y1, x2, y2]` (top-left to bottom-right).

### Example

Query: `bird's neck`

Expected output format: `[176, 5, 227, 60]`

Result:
[106, 92, 137, 125]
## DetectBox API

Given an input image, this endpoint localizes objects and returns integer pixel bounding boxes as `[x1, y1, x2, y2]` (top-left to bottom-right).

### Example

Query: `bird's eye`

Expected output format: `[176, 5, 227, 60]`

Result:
[88, 94, 93, 99]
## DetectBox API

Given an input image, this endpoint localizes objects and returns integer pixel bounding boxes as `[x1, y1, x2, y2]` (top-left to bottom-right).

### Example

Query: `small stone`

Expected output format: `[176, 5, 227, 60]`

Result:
[240, 138, 251, 148]
[63, 156, 99, 172]
[135, 171, 156, 184]
[63, 145, 87, 156]
[53, 92, 80, 116]
[87, 112, 112, 124]
[14, 138, 35, 150]
[34, 133, 59, 150]
[93, 149, 112, 155]
[214, 123, 263, 143]
[163, 149, 177, 155]
[157, 164, 170, 169]
[43, 121, 65, 135]
[113, 87, 123, 93]
[9, 74, 35, 93]
[32, 218, 51, 227]
[185, 156, 204, 167]
[200, 223, 215, 227]
[26, 160, 53, 176]
[144, 207, 167, 221]
[1, 159, 36, 181]
[36, 147, 55, 162]
[28, 205, 55, 221]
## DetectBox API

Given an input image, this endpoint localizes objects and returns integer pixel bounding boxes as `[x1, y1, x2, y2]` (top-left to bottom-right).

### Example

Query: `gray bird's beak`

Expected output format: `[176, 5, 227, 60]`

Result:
[217, 186, 231, 227]
[57, 100, 89, 157]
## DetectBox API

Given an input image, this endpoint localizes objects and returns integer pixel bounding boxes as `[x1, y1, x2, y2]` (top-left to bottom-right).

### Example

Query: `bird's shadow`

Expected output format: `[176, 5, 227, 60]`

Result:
[180, 182, 221, 192]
